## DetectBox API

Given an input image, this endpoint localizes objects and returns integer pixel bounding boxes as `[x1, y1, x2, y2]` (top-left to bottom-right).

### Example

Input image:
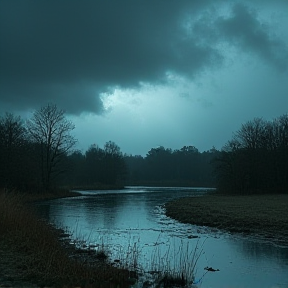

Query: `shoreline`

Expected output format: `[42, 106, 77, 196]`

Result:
[0, 190, 131, 288]
[165, 194, 288, 247]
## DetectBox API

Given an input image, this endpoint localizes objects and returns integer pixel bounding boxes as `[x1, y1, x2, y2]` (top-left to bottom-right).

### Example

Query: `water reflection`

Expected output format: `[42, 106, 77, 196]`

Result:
[230, 238, 288, 265]
[36, 187, 288, 288]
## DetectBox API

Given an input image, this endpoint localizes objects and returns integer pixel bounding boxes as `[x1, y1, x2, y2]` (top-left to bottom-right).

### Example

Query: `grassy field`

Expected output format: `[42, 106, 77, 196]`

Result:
[0, 189, 132, 288]
[165, 194, 288, 246]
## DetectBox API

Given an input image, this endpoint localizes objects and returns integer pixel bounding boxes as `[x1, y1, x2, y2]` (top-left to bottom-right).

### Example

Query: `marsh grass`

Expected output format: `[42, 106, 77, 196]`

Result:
[147, 237, 206, 287]
[0, 189, 131, 287]
[76, 231, 207, 288]
[104, 233, 206, 287]
[165, 194, 288, 245]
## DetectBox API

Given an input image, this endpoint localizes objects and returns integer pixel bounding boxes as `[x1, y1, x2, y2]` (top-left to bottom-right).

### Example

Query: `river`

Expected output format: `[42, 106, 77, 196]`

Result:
[36, 186, 288, 288]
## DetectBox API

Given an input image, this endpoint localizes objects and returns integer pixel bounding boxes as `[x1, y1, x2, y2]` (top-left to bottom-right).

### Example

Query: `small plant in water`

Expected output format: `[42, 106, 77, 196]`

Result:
[95, 249, 109, 261]
[156, 272, 186, 288]
[137, 235, 208, 288]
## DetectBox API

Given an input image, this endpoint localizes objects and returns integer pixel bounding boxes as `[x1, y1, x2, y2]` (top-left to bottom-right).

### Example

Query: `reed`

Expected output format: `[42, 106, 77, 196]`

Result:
[103, 232, 207, 287]
[146, 236, 206, 287]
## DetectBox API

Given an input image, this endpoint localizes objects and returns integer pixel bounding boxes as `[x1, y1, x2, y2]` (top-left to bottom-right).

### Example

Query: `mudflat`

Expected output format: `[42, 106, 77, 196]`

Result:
[165, 194, 288, 246]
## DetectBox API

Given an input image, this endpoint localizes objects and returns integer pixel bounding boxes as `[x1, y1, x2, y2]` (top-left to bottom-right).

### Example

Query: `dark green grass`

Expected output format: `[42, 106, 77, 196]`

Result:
[165, 194, 288, 245]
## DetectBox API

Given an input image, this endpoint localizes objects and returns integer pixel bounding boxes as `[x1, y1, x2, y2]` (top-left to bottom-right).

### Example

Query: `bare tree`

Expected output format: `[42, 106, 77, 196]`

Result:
[27, 104, 77, 191]
[235, 118, 266, 150]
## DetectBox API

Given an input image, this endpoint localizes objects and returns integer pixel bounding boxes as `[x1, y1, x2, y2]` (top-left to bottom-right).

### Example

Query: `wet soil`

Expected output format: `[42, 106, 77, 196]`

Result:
[0, 232, 119, 288]
[0, 238, 40, 288]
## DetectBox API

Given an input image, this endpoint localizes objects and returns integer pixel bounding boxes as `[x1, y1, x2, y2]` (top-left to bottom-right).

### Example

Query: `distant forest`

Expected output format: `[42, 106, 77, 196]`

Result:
[0, 103, 287, 194]
[124, 146, 217, 187]
[61, 144, 218, 189]
[215, 115, 288, 194]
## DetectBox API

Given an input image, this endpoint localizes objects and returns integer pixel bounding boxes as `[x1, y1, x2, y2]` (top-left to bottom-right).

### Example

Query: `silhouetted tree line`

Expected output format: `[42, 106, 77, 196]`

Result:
[0, 104, 78, 192]
[214, 114, 288, 194]
[0, 112, 38, 191]
[67, 145, 218, 188]
[124, 146, 219, 187]
[65, 141, 127, 187]
[0, 105, 127, 192]
[0, 105, 218, 190]
[1, 104, 286, 194]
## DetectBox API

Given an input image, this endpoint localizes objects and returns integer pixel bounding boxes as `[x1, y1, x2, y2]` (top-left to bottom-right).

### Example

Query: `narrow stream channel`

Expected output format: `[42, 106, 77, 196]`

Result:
[36, 187, 288, 288]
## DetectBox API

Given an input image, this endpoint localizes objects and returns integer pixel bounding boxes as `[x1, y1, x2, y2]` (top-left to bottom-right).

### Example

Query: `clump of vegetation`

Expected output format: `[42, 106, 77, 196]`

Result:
[0, 189, 131, 287]
[143, 236, 206, 288]
[155, 272, 186, 288]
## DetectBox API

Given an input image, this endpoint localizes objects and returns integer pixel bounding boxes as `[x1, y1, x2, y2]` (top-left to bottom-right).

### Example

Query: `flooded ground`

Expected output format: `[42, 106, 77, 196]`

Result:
[36, 187, 288, 288]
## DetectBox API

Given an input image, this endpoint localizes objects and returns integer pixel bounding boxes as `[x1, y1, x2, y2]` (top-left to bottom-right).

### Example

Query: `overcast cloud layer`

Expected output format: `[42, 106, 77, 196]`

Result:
[0, 0, 287, 154]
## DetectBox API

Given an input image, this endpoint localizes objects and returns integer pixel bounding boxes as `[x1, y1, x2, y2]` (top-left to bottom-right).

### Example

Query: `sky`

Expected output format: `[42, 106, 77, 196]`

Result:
[0, 0, 287, 156]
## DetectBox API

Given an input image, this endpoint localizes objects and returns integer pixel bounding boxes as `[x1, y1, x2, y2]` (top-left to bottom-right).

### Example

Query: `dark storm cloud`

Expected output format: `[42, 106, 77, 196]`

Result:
[0, 0, 214, 114]
[192, 3, 288, 71]
[0, 0, 286, 114]
[216, 3, 288, 71]
[0, 80, 104, 114]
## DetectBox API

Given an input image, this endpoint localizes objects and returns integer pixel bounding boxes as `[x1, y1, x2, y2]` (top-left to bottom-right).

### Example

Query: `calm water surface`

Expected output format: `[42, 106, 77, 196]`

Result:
[36, 187, 288, 288]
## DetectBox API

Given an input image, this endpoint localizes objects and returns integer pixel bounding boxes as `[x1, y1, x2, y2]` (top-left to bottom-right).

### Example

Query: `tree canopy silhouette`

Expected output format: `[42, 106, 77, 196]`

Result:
[27, 104, 77, 191]
[214, 114, 288, 194]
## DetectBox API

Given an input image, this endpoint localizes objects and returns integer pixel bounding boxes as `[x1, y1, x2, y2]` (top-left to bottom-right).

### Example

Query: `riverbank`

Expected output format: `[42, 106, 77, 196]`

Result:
[165, 194, 288, 246]
[0, 190, 131, 288]
[69, 184, 125, 191]
[20, 189, 82, 202]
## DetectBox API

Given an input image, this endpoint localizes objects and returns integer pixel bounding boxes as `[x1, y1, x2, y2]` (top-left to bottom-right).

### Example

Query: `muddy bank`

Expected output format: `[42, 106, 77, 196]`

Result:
[0, 228, 128, 288]
[165, 194, 288, 246]
[0, 190, 130, 288]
